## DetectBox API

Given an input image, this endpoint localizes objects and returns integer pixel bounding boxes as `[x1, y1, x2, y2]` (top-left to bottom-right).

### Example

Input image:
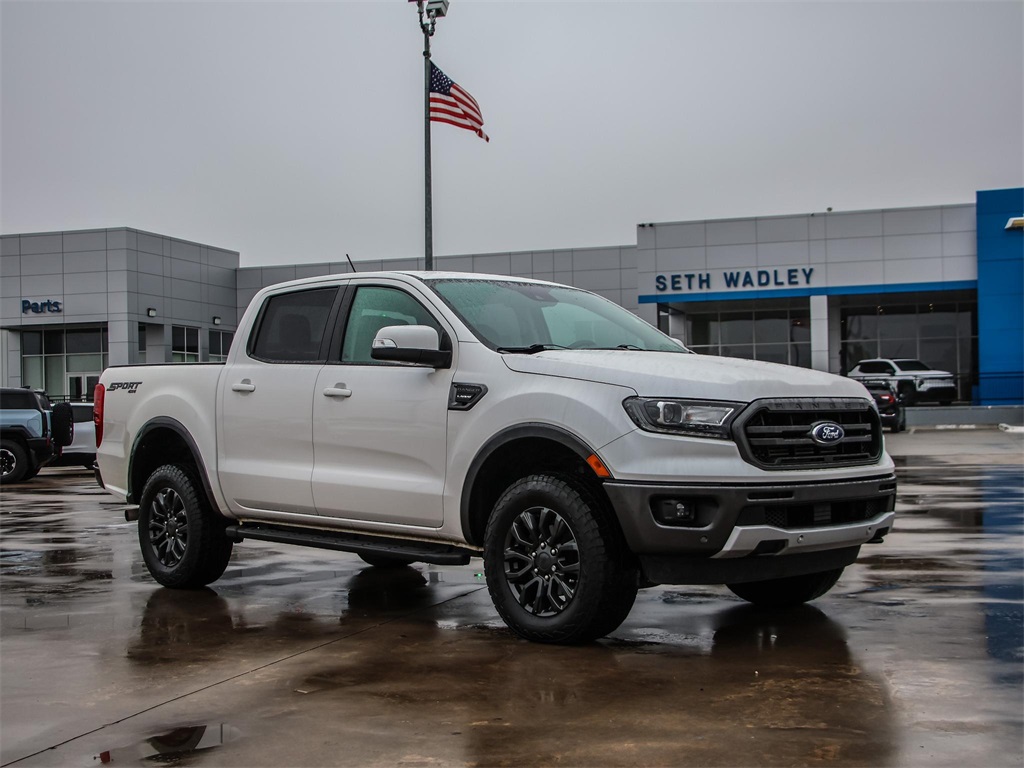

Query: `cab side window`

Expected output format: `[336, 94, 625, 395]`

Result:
[341, 286, 442, 364]
[249, 287, 338, 363]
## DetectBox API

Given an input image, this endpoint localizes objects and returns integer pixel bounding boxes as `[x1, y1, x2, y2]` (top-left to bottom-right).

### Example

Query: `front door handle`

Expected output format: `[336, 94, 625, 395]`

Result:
[231, 379, 256, 393]
[323, 386, 352, 398]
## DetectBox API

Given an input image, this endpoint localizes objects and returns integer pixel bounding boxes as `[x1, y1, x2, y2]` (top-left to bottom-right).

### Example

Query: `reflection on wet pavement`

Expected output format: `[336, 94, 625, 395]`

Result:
[96, 723, 241, 764]
[1, 438, 1022, 766]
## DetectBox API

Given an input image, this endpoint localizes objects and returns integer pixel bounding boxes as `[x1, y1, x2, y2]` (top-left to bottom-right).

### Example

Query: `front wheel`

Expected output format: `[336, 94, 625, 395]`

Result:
[726, 568, 844, 608]
[484, 474, 639, 644]
[138, 464, 233, 589]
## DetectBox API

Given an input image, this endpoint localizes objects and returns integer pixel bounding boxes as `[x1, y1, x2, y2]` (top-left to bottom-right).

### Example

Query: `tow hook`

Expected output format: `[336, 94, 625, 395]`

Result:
[124, 506, 140, 522]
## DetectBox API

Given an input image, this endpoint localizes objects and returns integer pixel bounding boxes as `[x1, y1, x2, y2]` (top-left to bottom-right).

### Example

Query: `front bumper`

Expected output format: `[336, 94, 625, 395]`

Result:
[914, 384, 957, 402]
[604, 473, 897, 557]
[26, 436, 57, 470]
[604, 473, 896, 586]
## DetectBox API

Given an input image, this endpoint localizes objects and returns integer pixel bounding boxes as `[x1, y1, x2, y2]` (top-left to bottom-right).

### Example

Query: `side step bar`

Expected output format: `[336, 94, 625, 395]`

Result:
[224, 523, 475, 566]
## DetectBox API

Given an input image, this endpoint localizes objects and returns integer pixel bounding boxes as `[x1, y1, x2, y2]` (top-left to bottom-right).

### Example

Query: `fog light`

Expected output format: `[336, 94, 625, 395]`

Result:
[653, 499, 698, 526]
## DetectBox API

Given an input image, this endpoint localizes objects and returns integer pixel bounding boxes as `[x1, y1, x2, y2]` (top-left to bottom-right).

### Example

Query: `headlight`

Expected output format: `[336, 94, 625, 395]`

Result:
[623, 397, 742, 440]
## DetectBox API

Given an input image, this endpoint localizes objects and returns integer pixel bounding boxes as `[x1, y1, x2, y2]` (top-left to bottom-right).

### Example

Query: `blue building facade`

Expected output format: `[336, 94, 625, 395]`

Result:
[976, 188, 1024, 405]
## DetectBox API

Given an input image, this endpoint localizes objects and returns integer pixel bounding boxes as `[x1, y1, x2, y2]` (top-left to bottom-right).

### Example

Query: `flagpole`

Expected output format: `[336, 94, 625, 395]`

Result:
[423, 15, 433, 271]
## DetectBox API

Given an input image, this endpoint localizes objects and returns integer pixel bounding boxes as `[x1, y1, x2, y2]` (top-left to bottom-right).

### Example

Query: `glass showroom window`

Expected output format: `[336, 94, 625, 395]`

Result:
[209, 330, 234, 362]
[838, 291, 977, 399]
[171, 326, 200, 363]
[680, 306, 811, 367]
[21, 327, 108, 399]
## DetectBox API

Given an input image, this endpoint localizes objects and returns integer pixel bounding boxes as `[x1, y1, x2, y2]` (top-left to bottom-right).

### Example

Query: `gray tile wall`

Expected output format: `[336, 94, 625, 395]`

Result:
[1, 229, 239, 380]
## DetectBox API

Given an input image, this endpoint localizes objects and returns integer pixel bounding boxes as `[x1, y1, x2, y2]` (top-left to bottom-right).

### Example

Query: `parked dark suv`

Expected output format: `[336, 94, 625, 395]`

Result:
[0, 388, 74, 484]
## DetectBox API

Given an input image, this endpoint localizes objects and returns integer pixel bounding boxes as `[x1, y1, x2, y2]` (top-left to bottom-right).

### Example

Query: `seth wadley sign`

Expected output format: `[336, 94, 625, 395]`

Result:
[655, 267, 816, 293]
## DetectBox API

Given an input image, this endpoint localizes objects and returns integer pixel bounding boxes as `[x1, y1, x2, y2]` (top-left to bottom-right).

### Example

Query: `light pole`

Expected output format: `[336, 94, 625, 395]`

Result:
[413, 0, 449, 271]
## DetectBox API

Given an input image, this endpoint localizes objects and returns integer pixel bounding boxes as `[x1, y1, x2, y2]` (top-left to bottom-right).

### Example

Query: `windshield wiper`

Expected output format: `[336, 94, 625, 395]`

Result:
[495, 343, 569, 354]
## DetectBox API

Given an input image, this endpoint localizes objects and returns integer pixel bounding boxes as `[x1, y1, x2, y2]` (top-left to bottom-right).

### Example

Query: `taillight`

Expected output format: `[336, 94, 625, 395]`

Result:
[880, 394, 894, 404]
[93, 383, 105, 447]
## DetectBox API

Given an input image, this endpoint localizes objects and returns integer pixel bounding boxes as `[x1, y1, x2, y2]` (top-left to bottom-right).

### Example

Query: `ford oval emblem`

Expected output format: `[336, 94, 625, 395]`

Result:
[811, 422, 845, 445]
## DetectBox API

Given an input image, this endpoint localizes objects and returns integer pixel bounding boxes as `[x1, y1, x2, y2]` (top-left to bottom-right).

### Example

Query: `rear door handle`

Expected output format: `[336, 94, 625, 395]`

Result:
[323, 386, 352, 398]
[231, 380, 256, 393]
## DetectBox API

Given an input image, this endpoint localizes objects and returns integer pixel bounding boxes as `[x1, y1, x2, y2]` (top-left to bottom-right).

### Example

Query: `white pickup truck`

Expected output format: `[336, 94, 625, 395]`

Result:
[95, 272, 896, 643]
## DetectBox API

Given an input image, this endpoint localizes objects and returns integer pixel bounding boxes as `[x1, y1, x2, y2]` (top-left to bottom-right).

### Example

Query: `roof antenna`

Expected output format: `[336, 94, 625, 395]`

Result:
[345, 253, 357, 273]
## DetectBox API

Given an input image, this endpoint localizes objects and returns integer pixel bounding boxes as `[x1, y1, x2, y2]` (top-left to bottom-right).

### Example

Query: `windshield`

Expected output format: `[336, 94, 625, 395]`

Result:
[426, 279, 687, 353]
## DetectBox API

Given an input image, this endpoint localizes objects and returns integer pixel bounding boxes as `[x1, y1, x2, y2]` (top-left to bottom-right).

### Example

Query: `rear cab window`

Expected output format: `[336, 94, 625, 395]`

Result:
[248, 287, 340, 363]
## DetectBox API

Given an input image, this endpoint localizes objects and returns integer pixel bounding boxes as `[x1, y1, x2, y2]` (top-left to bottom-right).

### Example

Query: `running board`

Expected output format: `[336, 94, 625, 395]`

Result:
[224, 523, 474, 566]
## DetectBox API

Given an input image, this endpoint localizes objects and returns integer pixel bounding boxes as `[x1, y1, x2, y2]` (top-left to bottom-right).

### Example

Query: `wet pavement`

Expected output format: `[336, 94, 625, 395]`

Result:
[0, 430, 1021, 767]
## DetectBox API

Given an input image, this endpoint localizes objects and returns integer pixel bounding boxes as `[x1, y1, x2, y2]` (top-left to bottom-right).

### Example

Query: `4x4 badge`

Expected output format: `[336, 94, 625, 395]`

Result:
[810, 422, 845, 445]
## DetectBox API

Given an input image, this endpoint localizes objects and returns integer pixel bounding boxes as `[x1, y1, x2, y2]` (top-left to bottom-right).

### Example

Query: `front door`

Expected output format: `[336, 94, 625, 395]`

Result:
[311, 282, 454, 527]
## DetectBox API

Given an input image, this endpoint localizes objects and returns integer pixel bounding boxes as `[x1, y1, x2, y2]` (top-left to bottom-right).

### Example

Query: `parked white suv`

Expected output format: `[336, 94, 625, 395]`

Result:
[95, 272, 897, 644]
[847, 358, 957, 405]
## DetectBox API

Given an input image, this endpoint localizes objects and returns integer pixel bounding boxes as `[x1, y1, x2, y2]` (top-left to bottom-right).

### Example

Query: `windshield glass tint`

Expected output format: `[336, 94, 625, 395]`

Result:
[426, 279, 686, 353]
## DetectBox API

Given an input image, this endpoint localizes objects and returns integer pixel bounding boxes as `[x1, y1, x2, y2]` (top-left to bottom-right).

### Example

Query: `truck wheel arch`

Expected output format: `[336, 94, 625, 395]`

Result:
[460, 424, 609, 547]
[127, 418, 217, 510]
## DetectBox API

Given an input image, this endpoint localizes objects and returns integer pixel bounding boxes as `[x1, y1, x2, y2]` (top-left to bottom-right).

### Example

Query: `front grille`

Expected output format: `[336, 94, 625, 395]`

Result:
[734, 397, 882, 470]
[740, 496, 891, 529]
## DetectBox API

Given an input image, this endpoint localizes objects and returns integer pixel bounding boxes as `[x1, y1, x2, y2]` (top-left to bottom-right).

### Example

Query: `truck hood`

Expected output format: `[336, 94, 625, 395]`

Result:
[502, 350, 869, 402]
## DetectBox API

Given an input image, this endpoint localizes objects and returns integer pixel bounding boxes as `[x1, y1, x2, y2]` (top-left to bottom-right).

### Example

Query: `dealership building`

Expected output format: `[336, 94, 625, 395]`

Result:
[2, 187, 1021, 405]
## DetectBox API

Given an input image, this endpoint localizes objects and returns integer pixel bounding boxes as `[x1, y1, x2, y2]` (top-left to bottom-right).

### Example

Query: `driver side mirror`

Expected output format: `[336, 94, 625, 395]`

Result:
[371, 325, 452, 369]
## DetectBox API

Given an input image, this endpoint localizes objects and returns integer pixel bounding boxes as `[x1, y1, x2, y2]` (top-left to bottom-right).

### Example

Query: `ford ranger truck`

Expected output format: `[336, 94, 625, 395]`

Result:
[95, 272, 896, 644]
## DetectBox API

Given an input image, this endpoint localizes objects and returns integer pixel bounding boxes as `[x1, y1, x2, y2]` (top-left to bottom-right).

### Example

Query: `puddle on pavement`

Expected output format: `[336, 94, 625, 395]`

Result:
[93, 723, 241, 765]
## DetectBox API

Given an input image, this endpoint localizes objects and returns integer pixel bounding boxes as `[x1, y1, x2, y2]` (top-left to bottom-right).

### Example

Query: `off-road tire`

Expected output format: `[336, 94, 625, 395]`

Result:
[484, 474, 639, 644]
[0, 439, 29, 484]
[138, 464, 233, 589]
[726, 567, 845, 608]
[50, 403, 74, 447]
[358, 553, 417, 568]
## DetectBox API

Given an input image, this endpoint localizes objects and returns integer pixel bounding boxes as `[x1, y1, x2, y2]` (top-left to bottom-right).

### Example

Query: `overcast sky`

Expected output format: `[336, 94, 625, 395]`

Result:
[2, 0, 1022, 266]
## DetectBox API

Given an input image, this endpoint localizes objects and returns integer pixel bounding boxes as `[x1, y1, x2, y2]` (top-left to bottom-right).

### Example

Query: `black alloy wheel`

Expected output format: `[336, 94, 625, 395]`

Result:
[484, 474, 639, 644]
[503, 505, 580, 617]
[138, 464, 233, 589]
[149, 485, 189, 568]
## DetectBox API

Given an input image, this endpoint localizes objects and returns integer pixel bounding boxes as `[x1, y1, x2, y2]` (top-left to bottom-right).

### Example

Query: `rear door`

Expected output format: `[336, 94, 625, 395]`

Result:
[217, 284, 343, 516]
[311, 279, 455, 527]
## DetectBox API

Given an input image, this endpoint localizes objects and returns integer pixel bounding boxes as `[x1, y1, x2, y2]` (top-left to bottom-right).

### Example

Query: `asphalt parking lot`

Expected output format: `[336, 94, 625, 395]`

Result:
[1, 429, 1021, 767]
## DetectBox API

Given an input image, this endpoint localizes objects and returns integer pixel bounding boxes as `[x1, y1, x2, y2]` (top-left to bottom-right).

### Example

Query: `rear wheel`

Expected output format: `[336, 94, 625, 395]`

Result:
[727, 568, 844, 608]
[484, 474, 639, 644]
[138, 464, 233, 589]
[0, 440, 29, 484]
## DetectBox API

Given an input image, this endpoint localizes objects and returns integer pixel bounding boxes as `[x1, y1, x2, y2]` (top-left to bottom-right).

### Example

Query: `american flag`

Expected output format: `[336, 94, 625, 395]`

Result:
[429, 63, 489, 142]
